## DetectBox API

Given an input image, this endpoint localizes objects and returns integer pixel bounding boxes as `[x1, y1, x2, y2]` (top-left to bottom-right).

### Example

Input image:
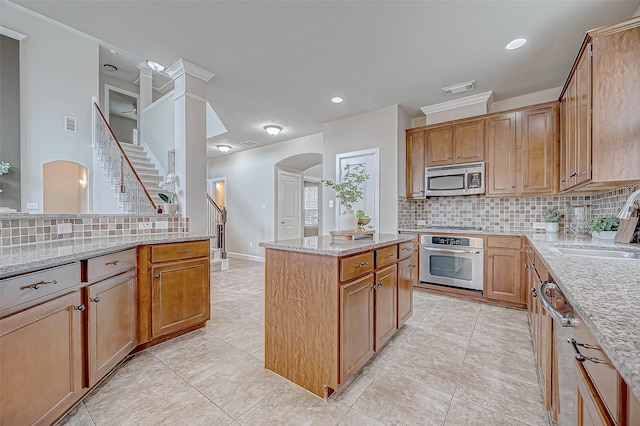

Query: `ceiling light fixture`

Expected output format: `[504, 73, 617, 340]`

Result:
[108, 49, 117, 55]
[264, 125, 282, 136]
[331, 97, 343, 104]
[217, 145, 231, 153]
[103, 63, 118, 72]
[146, 59, 166, 72]
[505, 37, 527, 50]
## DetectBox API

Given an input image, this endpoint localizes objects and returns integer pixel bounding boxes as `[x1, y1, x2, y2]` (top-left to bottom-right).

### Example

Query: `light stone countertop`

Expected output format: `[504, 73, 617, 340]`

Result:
[0, 233, 212, 279]
[526, 235, 640, 400]
[398, 227, 525, 236]
[259, 233, 415, 257]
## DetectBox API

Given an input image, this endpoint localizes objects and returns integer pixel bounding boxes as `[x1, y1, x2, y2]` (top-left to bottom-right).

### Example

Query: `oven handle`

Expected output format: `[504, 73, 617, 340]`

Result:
[422, 246, 482, 255]
[539, 281, 574, 327]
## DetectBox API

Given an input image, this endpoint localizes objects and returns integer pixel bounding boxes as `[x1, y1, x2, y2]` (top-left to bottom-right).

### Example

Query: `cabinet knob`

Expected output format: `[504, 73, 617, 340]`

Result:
[378, 281, 384, 287]
[91, 297, 101, 303]
[371, 284, 377, 290]
[75, 304, 86, 311]
[511, 185, 516, 189]
[524, 263, 530, 269]
[155, 274, 161, 279]
[531, 288, 538, 297]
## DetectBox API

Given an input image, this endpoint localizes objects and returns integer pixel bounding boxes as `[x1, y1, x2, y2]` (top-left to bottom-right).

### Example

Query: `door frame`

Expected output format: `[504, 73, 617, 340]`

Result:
[104, 84, 140, 145]
[275, 168, 303, 240]
[303, 177, 322, 237]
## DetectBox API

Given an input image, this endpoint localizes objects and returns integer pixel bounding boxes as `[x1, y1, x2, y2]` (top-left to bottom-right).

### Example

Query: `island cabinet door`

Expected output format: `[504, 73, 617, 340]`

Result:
[397, 257, 414, 328]
[374, 264, 397, 351]
[340, 274, 374, 384]
[1, 291, 83, 426]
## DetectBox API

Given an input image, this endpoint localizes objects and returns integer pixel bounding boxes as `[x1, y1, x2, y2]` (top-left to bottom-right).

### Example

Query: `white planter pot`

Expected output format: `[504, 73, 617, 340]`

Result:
[545, 222, 559, 233]
[591, 230, 617, 240]
[339, 209, 357, 232]
[164, 203, 179, 215]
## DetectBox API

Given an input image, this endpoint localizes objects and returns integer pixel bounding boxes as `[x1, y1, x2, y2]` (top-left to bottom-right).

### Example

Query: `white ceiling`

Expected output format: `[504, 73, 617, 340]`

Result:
[11, 1, 640, 157]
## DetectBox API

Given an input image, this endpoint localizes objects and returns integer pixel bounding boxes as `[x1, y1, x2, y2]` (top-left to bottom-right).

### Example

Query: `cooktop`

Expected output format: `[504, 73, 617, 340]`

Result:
[421, 225, 483, 231]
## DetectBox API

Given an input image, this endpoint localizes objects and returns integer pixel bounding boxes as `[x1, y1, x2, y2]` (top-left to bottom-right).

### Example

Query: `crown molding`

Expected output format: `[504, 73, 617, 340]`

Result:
[0, 26, 27, 40]
[420, 91, 494, 116]
[166, 59, 215, 82]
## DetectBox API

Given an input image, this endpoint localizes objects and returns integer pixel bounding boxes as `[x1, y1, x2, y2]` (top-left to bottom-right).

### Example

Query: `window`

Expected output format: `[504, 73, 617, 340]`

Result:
[304, 184, 319, 227]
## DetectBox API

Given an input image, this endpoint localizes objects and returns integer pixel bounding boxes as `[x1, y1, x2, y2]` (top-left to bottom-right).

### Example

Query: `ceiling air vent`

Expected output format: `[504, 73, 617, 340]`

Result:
[64, 116, 77, 132]
[442, 80, 475, 96]
[241, 140, 260, 147]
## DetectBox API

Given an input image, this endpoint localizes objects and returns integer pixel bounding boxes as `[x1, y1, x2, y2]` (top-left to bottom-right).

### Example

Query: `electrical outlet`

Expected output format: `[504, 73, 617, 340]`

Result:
[26, 202, 38, 210]
[155, 221, 168, 229]
[57, 223, 73, 234]
[261, 203, 267, 210]
[138, 222, 153, 230]
[417, 219, 427, 226]
[532, 222, 546, 229]
[249, 242, 253, 248]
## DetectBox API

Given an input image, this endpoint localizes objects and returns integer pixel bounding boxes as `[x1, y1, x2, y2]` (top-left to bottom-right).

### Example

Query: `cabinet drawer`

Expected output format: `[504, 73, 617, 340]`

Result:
[400, 233, 419, 243]
[487, 236, 521, 250]
[150, 240, 210, 263]
[86, 249, 136, 282]
[340, 252, 374, 282]
[376, 245, 398, 268]
[398, 242, 414, 260]
[574, 316, 619, 424]
[0, 263, 81, 315]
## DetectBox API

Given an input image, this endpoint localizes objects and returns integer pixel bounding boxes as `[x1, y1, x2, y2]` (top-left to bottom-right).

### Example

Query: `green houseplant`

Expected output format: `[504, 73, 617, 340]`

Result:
[542, 208, 562, 233]
[322, 164, 369, 232]
[586, 217, 619, 239]
[158, 173, 179, 214]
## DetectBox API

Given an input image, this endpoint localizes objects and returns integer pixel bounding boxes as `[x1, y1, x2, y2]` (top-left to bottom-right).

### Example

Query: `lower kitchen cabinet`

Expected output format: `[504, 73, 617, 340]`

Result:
[485, 236, 524, 304]
[0, 291, 84, 426]
[340, 274, 375, 382]
[576, 361, 613, 426]
[86, 269, 138, 387]
[629, 390, 640, 426]
[374, 264, 397, 350]
[397, 257, 414, 327]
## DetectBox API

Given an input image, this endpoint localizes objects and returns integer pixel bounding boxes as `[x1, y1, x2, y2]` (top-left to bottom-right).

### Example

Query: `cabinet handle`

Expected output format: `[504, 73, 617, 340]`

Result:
[105, 260, 125, 266]
[91, 297, 101, 303]
[177, 249, 192, 253]
[385, 253, 395, 259]
[570, 172, 577, 178]
[561, 179, 566, 183]
[378, 281, 384, 287]
[75, 304, 86, 311]
[568, 338, 607, 364]
[531, 288, 537, 297]
[154, 274, 161, 279]
[355, 262, 369, 268]
[20, 280, 57, 290]
[371, 284, 377, 290]
[524, 263, 530, 269]
[402, 247, 412, 251]
[511, 185, 516, 189]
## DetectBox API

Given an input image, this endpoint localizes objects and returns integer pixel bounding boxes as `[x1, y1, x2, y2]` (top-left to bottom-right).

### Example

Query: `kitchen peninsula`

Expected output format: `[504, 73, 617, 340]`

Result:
[260, 233, 415, 398]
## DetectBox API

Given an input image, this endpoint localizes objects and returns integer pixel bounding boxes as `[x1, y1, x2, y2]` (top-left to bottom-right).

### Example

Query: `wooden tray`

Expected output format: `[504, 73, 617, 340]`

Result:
[330, 230, 375, 243]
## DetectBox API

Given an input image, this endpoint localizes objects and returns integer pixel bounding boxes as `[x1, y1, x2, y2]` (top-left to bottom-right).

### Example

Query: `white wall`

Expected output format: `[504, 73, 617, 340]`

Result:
[635, 4, 640, 16]
[1, 5, 99, 213]
[141, 91, 175, 173]
[207, 133, 323, 258]
[109, 115, 136, 144]
[489, 87, 561, 113]
[322, 105, 404, 234]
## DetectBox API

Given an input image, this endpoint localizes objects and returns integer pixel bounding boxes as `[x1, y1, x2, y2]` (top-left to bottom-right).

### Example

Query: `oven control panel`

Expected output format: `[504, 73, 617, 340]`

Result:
[421, 234, 484, 249]
[431, 236, 469, 246]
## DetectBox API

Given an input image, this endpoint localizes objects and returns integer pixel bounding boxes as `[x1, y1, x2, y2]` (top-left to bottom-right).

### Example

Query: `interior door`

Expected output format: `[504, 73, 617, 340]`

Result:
[277, 170, 302, 240]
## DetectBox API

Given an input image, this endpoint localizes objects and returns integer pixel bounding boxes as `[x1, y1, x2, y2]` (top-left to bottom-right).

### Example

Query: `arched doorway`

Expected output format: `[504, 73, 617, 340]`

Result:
[43, 160, 89, 213]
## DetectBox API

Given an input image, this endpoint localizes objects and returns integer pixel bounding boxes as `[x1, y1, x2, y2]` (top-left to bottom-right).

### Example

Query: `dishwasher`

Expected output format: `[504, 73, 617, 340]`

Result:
[538, 280, 575, 424]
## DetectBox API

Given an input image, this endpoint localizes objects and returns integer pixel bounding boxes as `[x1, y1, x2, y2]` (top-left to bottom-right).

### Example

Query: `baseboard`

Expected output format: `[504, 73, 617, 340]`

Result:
[227, 252, 265, 262]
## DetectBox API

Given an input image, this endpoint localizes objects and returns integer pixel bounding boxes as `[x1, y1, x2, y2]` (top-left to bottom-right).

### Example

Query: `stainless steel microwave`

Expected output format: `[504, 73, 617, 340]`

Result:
[424, 162, 485, 196]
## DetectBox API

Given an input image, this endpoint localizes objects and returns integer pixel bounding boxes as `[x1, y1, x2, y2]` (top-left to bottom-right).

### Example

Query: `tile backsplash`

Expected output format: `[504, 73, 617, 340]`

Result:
[399, 182, 640, 235]
[0, 214, 189, 247]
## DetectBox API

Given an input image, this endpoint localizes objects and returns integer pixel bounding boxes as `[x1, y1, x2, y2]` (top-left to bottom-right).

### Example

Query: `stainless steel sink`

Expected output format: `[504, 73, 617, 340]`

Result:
[551, 247, 640, 259]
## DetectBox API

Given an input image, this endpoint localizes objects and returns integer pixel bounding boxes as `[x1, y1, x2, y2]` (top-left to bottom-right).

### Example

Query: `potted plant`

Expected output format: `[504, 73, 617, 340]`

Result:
[542, 208, 562, 233]
[356, 209, 371, 231]
[322, 163, 369, 232]
[586, 217, 619, 239]
[158, 173, 179, 214]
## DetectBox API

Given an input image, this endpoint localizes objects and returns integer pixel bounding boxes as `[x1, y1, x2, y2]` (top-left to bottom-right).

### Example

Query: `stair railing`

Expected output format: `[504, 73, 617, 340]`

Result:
[93, 102, 157, 213]
[207, 194, 227, 259]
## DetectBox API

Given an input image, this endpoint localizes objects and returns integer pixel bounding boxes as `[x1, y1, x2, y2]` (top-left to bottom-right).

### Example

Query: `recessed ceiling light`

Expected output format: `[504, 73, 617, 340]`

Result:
[505, 38, 527, 50]
[103, 63, 118, 72]
[331, 97, 343, 104]
[264, 125, 282, 136]
[217, 145, 231, 153]
[146, 59, 165, 72]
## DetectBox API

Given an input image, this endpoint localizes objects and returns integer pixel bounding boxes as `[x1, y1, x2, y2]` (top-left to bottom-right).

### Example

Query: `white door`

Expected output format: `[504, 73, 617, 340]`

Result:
[277, 170, 302, 240]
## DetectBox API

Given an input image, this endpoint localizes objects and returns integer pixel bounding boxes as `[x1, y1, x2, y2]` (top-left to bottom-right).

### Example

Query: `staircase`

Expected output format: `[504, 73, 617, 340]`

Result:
[118, 144, 165, 207]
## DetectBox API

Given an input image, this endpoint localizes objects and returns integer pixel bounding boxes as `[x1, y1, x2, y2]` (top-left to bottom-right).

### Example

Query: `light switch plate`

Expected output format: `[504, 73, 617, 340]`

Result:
[26, 202, 38, 209]
[57, 223, 73, 234]
[155, 221, 168, 229]
[139, 222, 152, 230]
[532, 222, 546, 229]
[329, 200, 334, 208]
[417, 220, 427, 226]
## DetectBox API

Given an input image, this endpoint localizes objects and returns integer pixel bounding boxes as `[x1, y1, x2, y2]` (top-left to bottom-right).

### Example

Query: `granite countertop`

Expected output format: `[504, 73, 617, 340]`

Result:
[398, 227, 525, 236]
[259, 233, 415, 257]
[0, 233, 212, 279]
[526, 235, 640, 400]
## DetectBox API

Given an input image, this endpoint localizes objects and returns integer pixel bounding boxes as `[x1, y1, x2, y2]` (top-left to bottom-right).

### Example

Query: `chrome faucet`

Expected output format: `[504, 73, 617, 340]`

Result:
[617, 188, 640, 220]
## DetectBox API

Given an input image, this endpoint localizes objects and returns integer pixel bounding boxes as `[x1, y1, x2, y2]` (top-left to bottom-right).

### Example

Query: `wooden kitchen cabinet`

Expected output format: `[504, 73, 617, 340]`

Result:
[425, 119, 485, 168]
[485, 236, 524, 304]
[374, 264, 397, 350]
[576, 361, 613, 426]
[560, 17, 640, 192]
[426, 125, 453, 167]
[406, 128, 426, 199]
[629, 389, 640, 426]
[1, 291, 84, 426]
[486, 112, 518, 195]
[397, 242, 415, 327]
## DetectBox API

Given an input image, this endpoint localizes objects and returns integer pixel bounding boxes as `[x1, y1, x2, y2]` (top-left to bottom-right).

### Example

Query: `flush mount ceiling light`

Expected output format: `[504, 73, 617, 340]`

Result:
[264, 125, 282, 136]
[108, 49, 117, 55]
[505, 37, 527, 50]
[442, 80, 475, 96]
[217, 145, 231, 153]
[146, 59, 165, 72]
[103, 63, 118, 72]
[331, 96, 343, 104]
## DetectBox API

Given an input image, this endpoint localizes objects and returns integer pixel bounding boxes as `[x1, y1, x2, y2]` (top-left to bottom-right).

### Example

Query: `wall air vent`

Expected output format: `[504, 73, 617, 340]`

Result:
[241, 140, 260, 147]
[442, 80, 475, 96]
[64, 116, 77, 132]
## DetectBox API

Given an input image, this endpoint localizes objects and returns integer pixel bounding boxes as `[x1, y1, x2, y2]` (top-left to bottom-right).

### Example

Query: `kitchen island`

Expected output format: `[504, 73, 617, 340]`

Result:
[260, 233, 415, 398]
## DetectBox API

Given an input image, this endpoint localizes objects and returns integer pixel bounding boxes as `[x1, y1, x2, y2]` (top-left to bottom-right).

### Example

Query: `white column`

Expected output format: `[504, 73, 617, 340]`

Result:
[138, 65, 153, 110]
[166, 59, 214, 235]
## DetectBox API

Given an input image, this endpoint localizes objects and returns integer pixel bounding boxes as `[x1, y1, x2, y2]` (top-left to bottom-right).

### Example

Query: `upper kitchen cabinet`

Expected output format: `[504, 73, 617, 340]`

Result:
[406, 128, 426, 199]
[560, 17, 640, 192]
[425, 119, 485, 167]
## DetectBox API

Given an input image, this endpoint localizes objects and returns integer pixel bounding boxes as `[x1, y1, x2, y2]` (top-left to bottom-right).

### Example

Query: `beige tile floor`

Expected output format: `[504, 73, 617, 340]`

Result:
[58, 258, 549, 426]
